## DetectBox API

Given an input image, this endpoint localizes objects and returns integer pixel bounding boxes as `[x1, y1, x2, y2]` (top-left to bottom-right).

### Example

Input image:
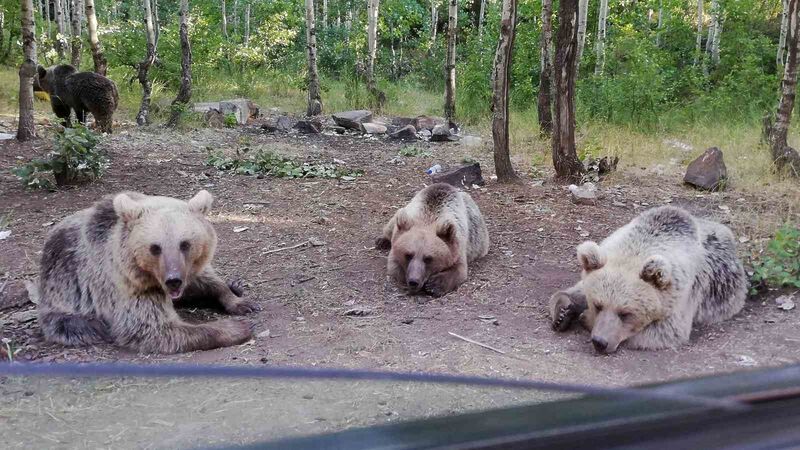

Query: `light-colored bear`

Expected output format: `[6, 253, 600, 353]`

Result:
[37, 190, 256, 353]
[550, 206, 746, 353]
[376, 183, 489, 297]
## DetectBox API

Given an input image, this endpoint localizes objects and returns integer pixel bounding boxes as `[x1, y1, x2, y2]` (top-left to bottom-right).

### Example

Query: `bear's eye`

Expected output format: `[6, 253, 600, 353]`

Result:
[619, 312, 632, 321]
[179, 240, 191, 252]
[405, 253, 414, 262]
[423, 256, 433, 264]
[150, 244, 162, 256]
[594, 303, 603, 312]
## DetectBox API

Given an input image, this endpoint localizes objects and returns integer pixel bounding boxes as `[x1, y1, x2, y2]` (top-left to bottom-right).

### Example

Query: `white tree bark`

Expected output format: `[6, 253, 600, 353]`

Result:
[478, 0, 486, 38]
[444, 0, 457, 120]
[711, 14, 722, 66]
[779, 0, 789, 68]
[431, 0, 438, 42]
[84, 0, 106, 75]
[322, 0, 328, 28]
[70, 0, 82, 68]
[694, 0, 703, 66]
[576, 0, 588, 63]
[221, 0, 228, 39]
[54, 0, 66, 58]
[244, 2, 250, 44]
[656, 0, 663, 47]
[366, 0, 379, 93]
[594, 0, 608, 75]
[306, 0, 322, 116]
[18, 0, 37, 141]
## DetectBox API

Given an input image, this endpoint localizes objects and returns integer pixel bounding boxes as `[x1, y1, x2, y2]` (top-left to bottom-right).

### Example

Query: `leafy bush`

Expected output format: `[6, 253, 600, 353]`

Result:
[206, 147, 363, 179]
[224, 113, 238, 128]
[12, 126, 105, 189]
[751, 225, 800, 290]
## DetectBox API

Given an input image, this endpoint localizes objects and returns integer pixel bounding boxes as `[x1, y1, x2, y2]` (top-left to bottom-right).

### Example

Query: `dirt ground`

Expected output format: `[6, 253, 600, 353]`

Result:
[1, 119, 799, 448]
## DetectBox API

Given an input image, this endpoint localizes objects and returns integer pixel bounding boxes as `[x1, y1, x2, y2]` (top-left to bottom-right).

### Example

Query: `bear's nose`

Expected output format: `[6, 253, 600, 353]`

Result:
[165, 278, 183, 290]
[591, 337, 608, 353]
[407, 280, 420, 290]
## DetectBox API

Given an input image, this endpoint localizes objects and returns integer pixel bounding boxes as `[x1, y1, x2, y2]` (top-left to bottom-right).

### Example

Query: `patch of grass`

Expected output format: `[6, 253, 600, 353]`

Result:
[206, 147, 363, 179]
[397, 145, 431, 157]
[751, 224, 800, 291]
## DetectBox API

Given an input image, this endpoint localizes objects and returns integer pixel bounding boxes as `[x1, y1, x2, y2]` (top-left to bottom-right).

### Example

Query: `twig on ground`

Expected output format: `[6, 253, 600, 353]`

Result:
[262, 241, 310, 255]
[448, 332, 507, 355]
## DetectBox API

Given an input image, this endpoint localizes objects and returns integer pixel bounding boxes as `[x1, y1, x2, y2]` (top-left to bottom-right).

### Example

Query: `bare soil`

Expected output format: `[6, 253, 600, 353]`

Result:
[1, 122, 799, 448]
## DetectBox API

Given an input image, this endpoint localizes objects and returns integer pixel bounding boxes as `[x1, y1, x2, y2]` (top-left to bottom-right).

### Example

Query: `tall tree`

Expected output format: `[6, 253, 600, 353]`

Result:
[322, 0, 328, 28]
[244, 1, 250, 44]
[478, 0, 486, 38]
[167, 0, 192, 128]
[430, 0, 439, 42]
[306, 0, 323, 116]
[537, 0, 554, 135]
[17, 0, 37, 141]
[594, 0, 608, 75]
[444, 0, 457, 120]
[84, 0, 107, 75]
[366, 0, 379, 92]
[769, 0, 800, 176]
[552, 0, 584, 181]
[54, 0, 66, 58]
[704, 0, 721, 67]
[491, 0, 519, 182]
[221, 0, 228, 39]
[576, 0, 588, 63]
[136, 0, 157, 126]
[69, 0, 81, 68]
[656, 0, 663, 47]
[779, 0, 789, 68]
[693, 0, 703, 66]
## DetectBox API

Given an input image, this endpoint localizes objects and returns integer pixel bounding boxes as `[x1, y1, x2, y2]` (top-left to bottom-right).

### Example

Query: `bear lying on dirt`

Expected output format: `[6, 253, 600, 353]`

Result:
[377, 183, 489, 297]
[550, 206, 746, 353]
[37, 190, 257, 354]
[36, 64, 119, 134]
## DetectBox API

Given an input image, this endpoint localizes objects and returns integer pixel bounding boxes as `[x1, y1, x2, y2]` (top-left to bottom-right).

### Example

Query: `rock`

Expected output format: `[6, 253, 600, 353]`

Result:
[203, 109, 225, 128]
[260, 121, 277, 132]
[295, 118, 322, 134]
[392, 117, 416, 127]
[276, 116, 296, 132]
[0, 133, 14, 140]
[569, 182, 600, 206]
[220, 98, 259, 124]
[432, 163, 485, 188]
[193, 101, 221, 114]
[418, 129, 432, 138]
[414, 115, 445, 131]
[360, 122, 387, 134]
[332, 110, 373, 130]
[684, 147, 728, 191]
[430, 124, 460, 142]
[775, 145, 800, 177]
[389, 124, 418, 140]
[329, 126, 346, 134]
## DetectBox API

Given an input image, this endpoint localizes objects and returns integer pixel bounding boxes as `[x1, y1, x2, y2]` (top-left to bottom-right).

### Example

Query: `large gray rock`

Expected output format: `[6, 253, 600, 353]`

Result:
[569, 182, 600, 206]
[360, 122, 387, 134]
[261, 115, 296, 133]
[430, 124, 460, 142]
[414, 115, 445, 131]
[432, 163, 485, 187]
[684, 147, 727, 191]
[333, 110, 373, 130]
[295, 118, 322, 134]
[197, 98, 259, 125]
[389, 124, 419, 141]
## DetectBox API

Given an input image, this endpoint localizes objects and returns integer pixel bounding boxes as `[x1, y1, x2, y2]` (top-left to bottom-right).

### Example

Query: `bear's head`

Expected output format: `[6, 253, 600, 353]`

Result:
[36, 65, 77, 94]
[113, 190, 217, 299]
[576, 241, 672, 354]
[387, 213, 458, 294]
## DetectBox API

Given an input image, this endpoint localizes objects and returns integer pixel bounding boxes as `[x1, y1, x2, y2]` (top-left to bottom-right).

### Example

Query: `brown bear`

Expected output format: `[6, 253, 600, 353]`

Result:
[550, 206, 747, 353]
[36, 64, 119, 134]
[377, 183, 489, 297]
[37, 190, 257, 354]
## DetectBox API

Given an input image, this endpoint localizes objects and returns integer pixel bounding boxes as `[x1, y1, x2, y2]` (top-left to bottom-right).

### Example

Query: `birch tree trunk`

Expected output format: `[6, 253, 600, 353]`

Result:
[244, 2, 250, 44]
[478, 0, 486, 38]
[594, 0, 608, 75]
[55, 0, 66, 58]
[693, 0, 703, 66]
[491, 0, 519, 182]
[136, 0, 157, 126]
[233, 0, 239, 36]
[84, 0, 107, 75]
[769, 0, 800, 175]
[69, 0, 81, 68]
[711, 15, 722, 66]
[537, 0, 553, 135]
[553, 0, 584, 181]
[576, 0, 588, 63]
[656, 0, 663, 47]
[167, 0, 192, 128]
[444, 0, 457, 121]
[779, 0, 789, 68]
[221, 0, 228, 39]
[704, 0, 716, 54]
[18, 0, 37, 141]
[431, 0, 438, 42]
[366, 0, 379, 92]
[322, 0, 328, 28]
[306, 0, 323, 116]
[45, 0, 51, 42]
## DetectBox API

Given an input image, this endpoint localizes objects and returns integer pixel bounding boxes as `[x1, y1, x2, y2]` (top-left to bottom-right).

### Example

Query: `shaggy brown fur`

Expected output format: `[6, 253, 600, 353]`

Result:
[36, 64, 119, 134]
[37, 190, 257, 354]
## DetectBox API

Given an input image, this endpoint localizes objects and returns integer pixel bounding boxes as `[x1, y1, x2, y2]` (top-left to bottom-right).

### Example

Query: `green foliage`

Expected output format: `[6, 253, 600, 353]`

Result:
[397, 145, 431, 157]
[206, 147, 364, 179]
[752, 225, 800, 290]
[12, 126, 105, 189]
[224, 113, 238, 128]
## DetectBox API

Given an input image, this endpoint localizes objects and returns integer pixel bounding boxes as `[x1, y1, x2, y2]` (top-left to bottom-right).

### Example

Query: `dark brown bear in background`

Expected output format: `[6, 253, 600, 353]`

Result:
[36, 64, 119, 134]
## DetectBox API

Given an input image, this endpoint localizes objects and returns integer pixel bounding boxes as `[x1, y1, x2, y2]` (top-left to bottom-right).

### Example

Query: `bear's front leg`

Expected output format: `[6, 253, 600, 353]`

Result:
[549, 287, 588, 332]
[183, 268, 259, 315]
[139, 319, 254, 354]
[425, 263, 468, 297]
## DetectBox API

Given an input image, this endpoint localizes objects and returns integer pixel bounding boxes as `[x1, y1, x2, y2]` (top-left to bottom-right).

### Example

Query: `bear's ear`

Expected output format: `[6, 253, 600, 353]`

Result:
[37, 65, 46, 79]
[188, 190, 214, 215]
[640, 255, 672, 290]
[436, 222, 456, 244]
[113, 193, 143, 222]
[395, 211, 411, 234]
[577, 241, 606, 272]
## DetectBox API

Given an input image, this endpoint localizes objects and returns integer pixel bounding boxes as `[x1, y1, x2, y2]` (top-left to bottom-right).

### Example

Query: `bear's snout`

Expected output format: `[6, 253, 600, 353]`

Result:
[591, 336, 608, 353]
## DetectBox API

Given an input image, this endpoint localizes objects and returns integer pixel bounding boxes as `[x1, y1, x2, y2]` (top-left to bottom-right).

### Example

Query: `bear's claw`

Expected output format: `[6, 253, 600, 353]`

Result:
[228, 279, 246, 297]
[224, 299, 260, 316]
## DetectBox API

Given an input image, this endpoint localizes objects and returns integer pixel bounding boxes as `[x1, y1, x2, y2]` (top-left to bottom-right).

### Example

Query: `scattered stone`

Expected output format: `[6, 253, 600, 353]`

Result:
[276, 116, 296, 132]
[735, 355, 757, 367]
[332, 110, 373, 130]
[430, 124, 460, 142]
[233, 226, 249, 233]
[257, 329, 271, 339]
[294, 118, 322, 134]
[684, 147, 728, 191]
[11, 309, 37, 323]
[418, 129, 432, 138]
[219, 99, 250, 125]
[569, 182, 600, 206]
[329, 126, 346, 134]
[389, 124, 418, 141]
[203, 109, 225, 128]
[612, 201, 626, 207]
[360, 122, 388, 134]
[0, 230, 10, 240]
[401, 318, 414, 325]
[309, 238, 326, 247]
[776, 295, 796, 311]
[432, 163, 485, 188]
[0, 133, 14, 140]
[392, 117, 416, 127]
[344, 308, 373, 317]
[414, 115, 445, 131]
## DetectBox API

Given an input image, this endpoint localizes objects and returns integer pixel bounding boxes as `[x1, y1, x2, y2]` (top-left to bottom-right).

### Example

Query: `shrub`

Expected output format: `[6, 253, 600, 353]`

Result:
[751, 224, 800, 291]
[206, 147, 364, 179]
